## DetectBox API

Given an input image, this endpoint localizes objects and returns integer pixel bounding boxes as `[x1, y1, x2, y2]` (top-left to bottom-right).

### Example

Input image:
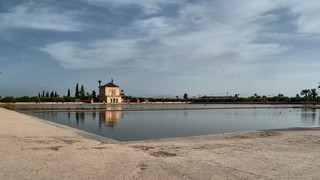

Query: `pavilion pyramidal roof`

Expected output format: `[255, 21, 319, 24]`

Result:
[100, 78, 119, 88]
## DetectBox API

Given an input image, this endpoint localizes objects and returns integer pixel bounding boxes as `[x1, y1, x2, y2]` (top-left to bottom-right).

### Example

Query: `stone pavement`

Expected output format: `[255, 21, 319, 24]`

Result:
[1, 107, 320, 179]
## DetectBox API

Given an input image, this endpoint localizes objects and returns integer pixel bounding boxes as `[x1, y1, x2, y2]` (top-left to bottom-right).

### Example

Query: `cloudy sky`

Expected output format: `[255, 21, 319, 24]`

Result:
[1, 0, 320, 98]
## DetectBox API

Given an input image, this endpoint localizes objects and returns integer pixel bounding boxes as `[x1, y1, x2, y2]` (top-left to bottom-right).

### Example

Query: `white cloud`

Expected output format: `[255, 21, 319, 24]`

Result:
[86, 0, 184, 14]
[41, 0, 319, 75]
[0, 2, 82, 32]
[41, 40, 139, 69]
[284, 0, 320, 34]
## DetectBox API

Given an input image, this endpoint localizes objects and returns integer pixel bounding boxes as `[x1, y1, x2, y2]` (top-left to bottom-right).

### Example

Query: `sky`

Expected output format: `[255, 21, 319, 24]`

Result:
[1, 0, 320, 98]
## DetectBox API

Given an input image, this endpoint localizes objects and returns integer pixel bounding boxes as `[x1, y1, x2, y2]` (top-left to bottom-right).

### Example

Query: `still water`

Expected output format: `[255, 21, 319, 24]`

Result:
[16, 104, 320, 141]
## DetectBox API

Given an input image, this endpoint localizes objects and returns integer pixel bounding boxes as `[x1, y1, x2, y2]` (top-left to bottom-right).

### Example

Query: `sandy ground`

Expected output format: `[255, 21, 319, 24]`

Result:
[0, 107, 320, 180]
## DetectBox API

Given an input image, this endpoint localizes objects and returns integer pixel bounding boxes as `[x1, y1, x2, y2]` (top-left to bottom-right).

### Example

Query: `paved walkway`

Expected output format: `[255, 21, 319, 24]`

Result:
[1, 107, 320, 179]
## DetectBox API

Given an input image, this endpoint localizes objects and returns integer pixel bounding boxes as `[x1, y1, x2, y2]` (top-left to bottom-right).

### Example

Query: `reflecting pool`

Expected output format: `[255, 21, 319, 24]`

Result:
[15, 104, 320, 141]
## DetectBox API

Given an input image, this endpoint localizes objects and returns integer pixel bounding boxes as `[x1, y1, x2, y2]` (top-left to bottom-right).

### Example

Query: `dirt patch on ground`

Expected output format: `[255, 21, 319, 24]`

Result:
[131, 145, 179, 157]
[149, 151, 177, 157]
[221, 131, 281, 140]
[30, 146, 63, 151]
[131, 145, 155, 151]
[53, 137, 80, 145]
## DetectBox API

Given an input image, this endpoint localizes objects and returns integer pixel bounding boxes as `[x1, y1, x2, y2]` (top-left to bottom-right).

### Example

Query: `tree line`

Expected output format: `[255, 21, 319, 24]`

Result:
[190, 83, 320, 104]
[2, 83, 320, 104]
[0, 83, 97, 103]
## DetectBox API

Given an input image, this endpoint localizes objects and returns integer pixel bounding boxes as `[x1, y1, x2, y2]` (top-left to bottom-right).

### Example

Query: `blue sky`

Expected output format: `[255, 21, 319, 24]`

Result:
[1, 0, 320, 98]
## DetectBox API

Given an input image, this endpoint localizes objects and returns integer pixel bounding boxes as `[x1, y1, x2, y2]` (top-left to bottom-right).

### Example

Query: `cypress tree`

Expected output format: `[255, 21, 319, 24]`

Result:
[75, 83, 79, 98]
[50, 91, 54, 98]
[80, 85, 85, 99]
[67, 89, 71, 97]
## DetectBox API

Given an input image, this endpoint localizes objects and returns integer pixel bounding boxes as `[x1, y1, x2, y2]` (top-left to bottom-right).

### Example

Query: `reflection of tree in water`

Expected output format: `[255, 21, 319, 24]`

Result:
[42, 112, 57, 119]
[99, 110, 121, 128]
[183, 111, 188, 117]
[75, 112, 85, 125]
[66, 112, 71, 124]
[50, 112, 57, 119]
[301, 108, 317, 126]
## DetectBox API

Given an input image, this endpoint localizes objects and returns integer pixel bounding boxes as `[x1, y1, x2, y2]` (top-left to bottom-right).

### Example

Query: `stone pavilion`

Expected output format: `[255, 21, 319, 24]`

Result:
[98, 79, 122, 103]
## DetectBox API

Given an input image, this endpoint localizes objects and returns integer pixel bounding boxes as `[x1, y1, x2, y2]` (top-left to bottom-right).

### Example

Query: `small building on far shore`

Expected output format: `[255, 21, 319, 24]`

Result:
[98, 79, 122, 103]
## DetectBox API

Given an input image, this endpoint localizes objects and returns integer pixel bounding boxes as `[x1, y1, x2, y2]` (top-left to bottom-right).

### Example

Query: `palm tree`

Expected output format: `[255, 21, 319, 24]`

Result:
[300, 89, 310, 99]
[98, 80, 102, 88]
[310, 89, 318, 101]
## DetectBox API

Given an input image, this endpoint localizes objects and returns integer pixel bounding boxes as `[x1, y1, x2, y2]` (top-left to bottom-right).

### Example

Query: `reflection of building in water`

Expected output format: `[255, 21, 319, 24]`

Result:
[99, 107, 122, 127]
[98, 78, 122, 104]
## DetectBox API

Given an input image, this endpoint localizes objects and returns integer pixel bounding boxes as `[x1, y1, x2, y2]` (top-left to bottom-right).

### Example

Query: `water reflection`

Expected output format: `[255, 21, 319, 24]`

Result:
[24, 106, 320, 141]
[301, 108, 317, 126]
[99, 107, 122, 127]
[39, 112, 58, 120]
[75, 112, 85, 125]
[183, 111, 188, 117]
